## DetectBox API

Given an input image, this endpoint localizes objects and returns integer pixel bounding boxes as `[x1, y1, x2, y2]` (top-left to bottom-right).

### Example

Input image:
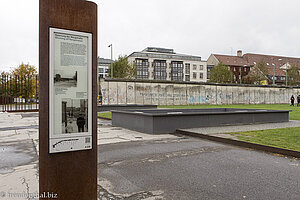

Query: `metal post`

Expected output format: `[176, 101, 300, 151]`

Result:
[286, 67, 288, 86]
[272, 64, 275, 85]
[108, 44, 113, 78]
[240, 67, 242, 84]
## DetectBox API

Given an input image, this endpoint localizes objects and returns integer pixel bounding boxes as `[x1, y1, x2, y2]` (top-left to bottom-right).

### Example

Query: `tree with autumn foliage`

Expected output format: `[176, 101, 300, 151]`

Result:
[9, 63, 39, 102]
[108, 55, 137, 79]
[287, 65, 300, 86]
[0, 71, 9, 96]
[244, 61, 269, 84]
[210, 62, 233, 83]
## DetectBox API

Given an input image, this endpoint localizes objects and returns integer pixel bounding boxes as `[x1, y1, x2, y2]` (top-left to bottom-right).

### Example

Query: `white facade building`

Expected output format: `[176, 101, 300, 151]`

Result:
[97, 57, 112, 80]
[128, 47, 207, 82]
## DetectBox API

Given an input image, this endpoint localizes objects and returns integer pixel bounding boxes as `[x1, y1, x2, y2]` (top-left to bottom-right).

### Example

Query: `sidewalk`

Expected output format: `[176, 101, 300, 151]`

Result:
[0, 112, 38, 200]
[178, 120, 300, 158]
[0, 112, 178, 200]
[2, 112, 299, 199]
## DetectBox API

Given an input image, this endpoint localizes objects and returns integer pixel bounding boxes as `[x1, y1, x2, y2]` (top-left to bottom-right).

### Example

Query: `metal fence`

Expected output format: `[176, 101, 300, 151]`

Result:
[0, 75, 39, 112]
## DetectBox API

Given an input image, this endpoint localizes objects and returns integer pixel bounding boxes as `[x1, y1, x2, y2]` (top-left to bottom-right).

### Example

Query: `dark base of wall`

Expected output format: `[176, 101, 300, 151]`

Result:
[112, 108, 289, 134]
[98, 104, 157, 112]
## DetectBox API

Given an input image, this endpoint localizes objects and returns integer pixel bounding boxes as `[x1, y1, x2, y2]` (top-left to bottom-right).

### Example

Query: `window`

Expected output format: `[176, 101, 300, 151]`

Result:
[207, 65, 213, 80]
[185, 63, 190, 74]
[193, 64, 197, 70]
[185, 63, 190, 82]
[199, 65, 203, 70]
[153, 60, 167, 80]
[185, 75, 190, 82]
[136, 59, 149, 79]
[171, 61, 183, 81]
[193, 72, 197, 79]
[199, 72, 203, 79]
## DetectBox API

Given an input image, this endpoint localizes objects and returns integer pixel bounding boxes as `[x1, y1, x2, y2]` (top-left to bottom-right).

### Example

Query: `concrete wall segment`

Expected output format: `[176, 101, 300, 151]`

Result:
[101, 79, 300, 105]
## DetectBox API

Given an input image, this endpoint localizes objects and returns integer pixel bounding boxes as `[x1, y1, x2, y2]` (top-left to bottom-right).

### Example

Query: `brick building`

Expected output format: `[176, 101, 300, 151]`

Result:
[207, 50, 300, 85]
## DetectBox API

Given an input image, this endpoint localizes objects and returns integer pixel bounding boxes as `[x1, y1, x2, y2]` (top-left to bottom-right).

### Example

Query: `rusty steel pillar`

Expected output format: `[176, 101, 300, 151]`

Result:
[39, 0, 98, 199]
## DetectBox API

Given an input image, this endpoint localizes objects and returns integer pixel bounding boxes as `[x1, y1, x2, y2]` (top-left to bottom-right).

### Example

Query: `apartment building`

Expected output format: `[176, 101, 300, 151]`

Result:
[207, 50, 300, 85]
[128, 47, 207, 82]
[98, 57, 112, 80]
[207, 50, 251, 83]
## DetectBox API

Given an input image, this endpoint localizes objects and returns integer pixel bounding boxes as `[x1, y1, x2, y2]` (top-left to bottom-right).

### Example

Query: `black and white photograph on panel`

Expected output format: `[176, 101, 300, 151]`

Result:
[54, 70, 77, 87]
[61, 98, 88, 134]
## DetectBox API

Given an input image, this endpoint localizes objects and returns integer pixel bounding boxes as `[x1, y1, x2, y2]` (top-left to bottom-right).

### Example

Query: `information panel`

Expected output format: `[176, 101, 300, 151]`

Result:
[49, 28, 92, 153]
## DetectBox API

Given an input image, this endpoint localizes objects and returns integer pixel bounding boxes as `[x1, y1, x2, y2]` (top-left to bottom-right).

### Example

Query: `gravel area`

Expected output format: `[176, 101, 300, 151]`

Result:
[179, 120, 300, 135]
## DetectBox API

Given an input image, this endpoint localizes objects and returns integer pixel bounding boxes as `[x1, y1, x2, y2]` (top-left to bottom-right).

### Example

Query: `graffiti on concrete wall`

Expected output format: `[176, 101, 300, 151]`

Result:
[100, 80, 300, 105]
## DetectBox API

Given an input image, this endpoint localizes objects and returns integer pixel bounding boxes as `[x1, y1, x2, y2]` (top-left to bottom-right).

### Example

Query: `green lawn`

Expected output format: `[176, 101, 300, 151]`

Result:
[97, 112, 112, 119]
[227, 127, 300, 151]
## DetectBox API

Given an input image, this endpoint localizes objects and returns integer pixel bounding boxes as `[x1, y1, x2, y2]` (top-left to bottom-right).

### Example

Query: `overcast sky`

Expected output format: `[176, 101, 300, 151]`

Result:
[1, 0, 300, 72]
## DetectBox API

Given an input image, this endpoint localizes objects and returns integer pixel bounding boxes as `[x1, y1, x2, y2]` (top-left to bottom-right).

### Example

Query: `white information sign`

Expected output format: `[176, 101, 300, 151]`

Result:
[49, 28, 92, 153]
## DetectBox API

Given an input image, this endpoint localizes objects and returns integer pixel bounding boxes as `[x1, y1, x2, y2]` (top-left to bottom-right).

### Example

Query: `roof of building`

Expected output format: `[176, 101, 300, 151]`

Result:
[213, 54, 249, 67]
[129, 47, 202, 62]
[143, 47, 175, 54]
[244, 53, 300, 76]
[98, 57, 113, 65]
[213, 52, 300, 76]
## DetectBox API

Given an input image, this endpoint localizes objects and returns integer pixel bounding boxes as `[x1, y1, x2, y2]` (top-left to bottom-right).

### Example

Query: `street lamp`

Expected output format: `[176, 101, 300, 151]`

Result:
[239, 67, 242, 84]
[286, 67, 288, 86]
[108, 44, 113, 78]
[272, 63, 275, 85]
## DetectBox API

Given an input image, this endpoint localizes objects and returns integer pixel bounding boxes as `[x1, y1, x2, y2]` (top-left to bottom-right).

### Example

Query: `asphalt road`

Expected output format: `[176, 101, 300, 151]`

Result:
[98, 136, 300, 200]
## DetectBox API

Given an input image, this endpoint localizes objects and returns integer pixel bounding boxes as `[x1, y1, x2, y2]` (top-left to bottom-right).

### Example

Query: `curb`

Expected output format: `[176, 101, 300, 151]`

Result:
[177, 129, 300, 158]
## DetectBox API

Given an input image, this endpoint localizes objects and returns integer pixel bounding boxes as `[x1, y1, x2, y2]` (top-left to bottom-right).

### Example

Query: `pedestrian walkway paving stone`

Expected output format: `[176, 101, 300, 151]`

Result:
[0, 112, 177, 199]
[1, 111, 298, 199]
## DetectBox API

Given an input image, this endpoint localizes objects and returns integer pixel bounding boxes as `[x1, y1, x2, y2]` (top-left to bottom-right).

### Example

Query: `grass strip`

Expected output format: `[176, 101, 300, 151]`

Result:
[226, 127, 300, 151]
[98, 112, 112, 119]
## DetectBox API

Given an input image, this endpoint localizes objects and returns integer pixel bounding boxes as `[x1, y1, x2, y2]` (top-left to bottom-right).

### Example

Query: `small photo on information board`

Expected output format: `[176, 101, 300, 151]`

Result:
[49, 28, 92, 153]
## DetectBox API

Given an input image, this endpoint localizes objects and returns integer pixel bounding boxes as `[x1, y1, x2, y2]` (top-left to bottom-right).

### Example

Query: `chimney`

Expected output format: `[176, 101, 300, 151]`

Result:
[237, 50, 242, 57]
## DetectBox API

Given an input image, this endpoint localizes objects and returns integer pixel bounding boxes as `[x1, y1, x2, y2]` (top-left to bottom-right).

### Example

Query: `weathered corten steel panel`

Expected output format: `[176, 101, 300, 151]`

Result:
[39, 0, 97, 199]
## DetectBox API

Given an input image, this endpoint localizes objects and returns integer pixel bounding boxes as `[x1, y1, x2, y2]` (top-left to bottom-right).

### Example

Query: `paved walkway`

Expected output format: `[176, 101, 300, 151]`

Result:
[180, 120, 300, 135]
[0, 112, 177, 200]
[179, 120, 300, 140]
[0, 112, 299, 199]
[0, 112, 38, 200]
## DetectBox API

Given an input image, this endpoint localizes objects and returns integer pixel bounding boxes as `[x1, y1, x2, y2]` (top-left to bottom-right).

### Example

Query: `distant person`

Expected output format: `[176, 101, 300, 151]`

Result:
[297, 95, 300, 107]
[66, 121, 74, 133]
[77, 115, 85, 132]
[290, 95, 295, 106]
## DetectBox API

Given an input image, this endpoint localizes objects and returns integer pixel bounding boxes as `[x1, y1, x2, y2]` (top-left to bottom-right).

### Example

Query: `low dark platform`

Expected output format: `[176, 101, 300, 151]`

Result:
[112, 108, 290, 134]
[98, 104, 157, 112]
